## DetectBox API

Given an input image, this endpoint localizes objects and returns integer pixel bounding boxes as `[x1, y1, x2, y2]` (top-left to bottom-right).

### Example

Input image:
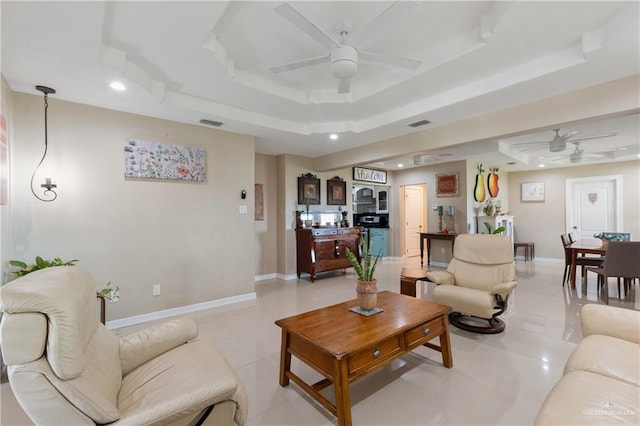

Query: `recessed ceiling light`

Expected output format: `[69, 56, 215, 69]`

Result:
[538, 164, 546, 168]
[329, 133, 338, 140]
[110, 81, 126, 91]
[397, 163, 404, 168]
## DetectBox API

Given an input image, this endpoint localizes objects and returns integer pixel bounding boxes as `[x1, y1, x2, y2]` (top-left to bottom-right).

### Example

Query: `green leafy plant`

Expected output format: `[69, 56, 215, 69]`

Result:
[483, 222, 506, 235]
[98, 281, 120, 303]
[9, 256, 119, 303]
[304, 197, 310, 215]
[9, 256, 78, 277]
[345, 238, 381, 282]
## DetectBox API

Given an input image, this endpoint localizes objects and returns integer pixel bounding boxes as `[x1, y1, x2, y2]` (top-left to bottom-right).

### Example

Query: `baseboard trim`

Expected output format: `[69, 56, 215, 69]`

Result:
[105, 292, 257, 329]
[255, 273, 277, 281]
[279, 273, 299, 281]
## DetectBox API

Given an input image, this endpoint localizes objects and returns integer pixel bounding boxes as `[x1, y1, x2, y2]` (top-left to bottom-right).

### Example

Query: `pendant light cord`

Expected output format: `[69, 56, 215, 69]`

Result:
[31, 90, 57, 202]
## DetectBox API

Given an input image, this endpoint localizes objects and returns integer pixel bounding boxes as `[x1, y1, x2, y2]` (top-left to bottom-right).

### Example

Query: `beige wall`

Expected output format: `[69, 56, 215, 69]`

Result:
[6, 90, 256, 321]
[255, 154, 277, 277]
[392, 160, 468, 263]
[509, 160, 640, 259]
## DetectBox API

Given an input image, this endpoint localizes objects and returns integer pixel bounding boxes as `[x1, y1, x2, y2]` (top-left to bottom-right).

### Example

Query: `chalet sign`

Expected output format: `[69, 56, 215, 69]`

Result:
[353, 166, 387, 184]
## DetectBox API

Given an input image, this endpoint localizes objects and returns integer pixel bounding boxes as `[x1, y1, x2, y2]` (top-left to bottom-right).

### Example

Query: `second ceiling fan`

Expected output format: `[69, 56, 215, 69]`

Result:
[515, 128, 617, 153]
[269, 2, 422, 94]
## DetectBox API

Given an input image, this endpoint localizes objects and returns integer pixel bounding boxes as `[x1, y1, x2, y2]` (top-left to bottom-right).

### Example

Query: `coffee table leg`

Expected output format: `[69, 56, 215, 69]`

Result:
[279, 329, 291, 386]
[439, 320, 453, 368]
[334, 360, 352, 426]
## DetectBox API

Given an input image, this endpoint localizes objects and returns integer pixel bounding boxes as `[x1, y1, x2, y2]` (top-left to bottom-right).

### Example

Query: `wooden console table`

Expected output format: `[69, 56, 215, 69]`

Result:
[420, 232, 457, 266]
[275, 291, 452, 426]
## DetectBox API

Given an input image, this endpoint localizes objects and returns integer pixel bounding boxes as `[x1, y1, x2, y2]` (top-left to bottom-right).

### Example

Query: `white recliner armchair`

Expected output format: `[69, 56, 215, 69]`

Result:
[427, 234, 517, 334]
[0, 266, 248, 425]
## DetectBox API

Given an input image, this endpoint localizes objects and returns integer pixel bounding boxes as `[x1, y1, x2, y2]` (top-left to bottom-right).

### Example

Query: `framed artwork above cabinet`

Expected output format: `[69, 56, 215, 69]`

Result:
[298, 173, 320, 204]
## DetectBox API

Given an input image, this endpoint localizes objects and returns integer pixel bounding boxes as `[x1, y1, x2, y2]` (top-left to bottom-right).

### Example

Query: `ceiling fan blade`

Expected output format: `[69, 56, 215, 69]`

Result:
[568, 132, 617, 143]
[513, 141, 553, 147]
[350, 1, 417, 46]
[359, 50, 421, 70]
[337, 78, 351, 94]
[274, 3, 338, 50]
[268, 55, 329, 73]
[559, 130, 580, 141]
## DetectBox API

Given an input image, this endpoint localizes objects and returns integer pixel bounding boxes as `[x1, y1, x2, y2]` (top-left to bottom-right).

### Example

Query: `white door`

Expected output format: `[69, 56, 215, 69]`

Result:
[404, 185, 424, 257]
[566, 175, 623, 240]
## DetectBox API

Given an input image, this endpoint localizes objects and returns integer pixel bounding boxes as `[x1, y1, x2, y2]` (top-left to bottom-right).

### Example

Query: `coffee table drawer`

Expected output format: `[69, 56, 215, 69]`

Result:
[404, 316, 445, 349]
[348, 335, 402, 375]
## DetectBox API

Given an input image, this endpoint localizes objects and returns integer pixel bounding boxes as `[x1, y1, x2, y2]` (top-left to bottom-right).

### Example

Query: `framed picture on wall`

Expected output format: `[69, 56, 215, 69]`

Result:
[436, 173, 459, 197]
[521, 182, 545, 202]
[297, 173, 320, 204]
[327, 177, 346, 205]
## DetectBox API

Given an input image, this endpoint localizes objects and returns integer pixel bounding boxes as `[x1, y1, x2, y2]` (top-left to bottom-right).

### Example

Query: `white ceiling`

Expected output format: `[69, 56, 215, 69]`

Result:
[2, 1, 639, 171]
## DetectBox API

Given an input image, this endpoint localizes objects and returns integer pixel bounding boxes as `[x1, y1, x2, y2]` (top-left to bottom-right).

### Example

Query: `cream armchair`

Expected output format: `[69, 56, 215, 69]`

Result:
[427, 234, 517, 333]
[0, 267, 248, 425]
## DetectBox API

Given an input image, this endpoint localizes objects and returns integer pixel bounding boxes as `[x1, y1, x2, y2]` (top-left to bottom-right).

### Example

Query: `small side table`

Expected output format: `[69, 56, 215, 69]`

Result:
[400, 267, 430, 297]
[514, 242, 535, 261]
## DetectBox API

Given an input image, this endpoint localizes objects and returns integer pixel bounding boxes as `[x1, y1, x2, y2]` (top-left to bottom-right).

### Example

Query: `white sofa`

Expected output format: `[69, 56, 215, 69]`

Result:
[534, 304, 639, 425]
[0, 266, 248, 425]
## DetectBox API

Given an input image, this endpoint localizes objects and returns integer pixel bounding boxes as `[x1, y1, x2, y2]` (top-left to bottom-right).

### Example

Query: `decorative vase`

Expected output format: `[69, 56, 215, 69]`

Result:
[356, 279, 378, 310]
[304, 219, 313, 228]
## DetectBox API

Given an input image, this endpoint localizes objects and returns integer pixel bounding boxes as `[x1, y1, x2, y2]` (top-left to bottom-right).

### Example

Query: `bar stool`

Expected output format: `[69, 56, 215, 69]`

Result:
[514, 242, 535, 261]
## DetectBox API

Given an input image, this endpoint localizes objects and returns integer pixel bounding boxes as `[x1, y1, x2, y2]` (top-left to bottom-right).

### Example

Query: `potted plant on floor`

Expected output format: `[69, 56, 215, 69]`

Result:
[345, 238, 381, 311]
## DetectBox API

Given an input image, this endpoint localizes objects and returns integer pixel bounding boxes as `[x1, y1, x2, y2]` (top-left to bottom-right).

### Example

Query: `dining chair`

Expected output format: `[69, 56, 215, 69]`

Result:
[585, 241, 640, 304]
[561, 234, 603, 287]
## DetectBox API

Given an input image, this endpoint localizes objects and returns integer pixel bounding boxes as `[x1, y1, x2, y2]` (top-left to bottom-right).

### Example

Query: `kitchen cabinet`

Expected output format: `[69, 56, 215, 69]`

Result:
[296, 227, 363, 282]
[369, 228, 390, 257]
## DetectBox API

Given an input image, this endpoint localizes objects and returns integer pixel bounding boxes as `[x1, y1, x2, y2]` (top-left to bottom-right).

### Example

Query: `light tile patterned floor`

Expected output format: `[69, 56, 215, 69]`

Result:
[2, 258, 638, 425]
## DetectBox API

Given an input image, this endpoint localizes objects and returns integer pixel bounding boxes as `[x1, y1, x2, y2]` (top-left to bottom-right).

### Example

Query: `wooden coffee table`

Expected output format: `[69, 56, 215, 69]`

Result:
[275, 291, 453, 426]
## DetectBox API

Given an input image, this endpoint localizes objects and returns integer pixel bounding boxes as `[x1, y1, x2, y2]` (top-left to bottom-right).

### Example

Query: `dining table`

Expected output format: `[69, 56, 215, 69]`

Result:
[567, 238, 608, 289]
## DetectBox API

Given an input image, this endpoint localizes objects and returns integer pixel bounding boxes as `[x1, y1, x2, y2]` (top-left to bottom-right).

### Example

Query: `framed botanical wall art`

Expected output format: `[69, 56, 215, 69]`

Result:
[521, 182, 545, 202]
[297, 173, 320, 204]
[327, 176, 346, 205]
[124, 138, 205, 181]
[436, 173, 459, 197]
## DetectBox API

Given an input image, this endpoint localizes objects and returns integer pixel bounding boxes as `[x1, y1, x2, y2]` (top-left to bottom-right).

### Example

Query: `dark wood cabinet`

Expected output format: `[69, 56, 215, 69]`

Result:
[296, 227, 363, 282]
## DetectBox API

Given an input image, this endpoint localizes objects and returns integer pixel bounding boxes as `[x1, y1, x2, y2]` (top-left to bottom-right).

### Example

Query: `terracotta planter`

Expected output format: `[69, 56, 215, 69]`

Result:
[356, 279, 378, 310]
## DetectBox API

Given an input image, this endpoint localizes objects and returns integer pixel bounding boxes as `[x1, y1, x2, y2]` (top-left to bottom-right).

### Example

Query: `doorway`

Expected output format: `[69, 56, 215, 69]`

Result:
[401, 184, 426, 258]
[565, 175, 623, 239]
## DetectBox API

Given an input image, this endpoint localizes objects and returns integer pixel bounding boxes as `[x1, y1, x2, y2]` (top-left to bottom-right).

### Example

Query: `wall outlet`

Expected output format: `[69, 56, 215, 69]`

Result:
[152, 284, 161, 296]
[432, 204, 438, 211]
[441, 248, 445, 254]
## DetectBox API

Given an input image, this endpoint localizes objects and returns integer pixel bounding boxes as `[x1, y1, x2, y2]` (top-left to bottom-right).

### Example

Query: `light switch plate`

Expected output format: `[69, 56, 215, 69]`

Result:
[239, 205, 248, 214]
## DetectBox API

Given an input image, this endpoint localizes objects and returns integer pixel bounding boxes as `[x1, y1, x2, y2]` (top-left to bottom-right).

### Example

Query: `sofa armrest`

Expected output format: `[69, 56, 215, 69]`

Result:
[120, 316, 198, 375]
[581, 304, 640, 344]
[425, 271, 455, 285]
[491, 281, 518, 296]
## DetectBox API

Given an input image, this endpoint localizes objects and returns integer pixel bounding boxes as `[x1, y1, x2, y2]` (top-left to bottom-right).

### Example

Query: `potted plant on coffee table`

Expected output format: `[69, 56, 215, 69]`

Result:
[345, 238, 381, 311]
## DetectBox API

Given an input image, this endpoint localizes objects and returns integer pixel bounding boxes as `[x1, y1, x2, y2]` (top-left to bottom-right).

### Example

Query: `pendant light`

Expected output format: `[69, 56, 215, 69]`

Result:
[31, 85, 57, 202]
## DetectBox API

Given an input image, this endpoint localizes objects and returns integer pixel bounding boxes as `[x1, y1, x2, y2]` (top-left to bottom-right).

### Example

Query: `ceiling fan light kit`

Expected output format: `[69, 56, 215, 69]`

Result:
[330, 46, 358, 79]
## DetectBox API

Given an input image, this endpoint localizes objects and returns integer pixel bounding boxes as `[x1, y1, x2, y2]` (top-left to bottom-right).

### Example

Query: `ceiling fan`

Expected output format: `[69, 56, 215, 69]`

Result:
[515, 128, 617, 153]
[269, 2, 422, 94]
[540, 142, 608, 163]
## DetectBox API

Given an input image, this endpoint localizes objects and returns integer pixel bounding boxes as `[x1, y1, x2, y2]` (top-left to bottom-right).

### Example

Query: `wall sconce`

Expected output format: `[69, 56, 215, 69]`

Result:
[31, 85, 57, 202]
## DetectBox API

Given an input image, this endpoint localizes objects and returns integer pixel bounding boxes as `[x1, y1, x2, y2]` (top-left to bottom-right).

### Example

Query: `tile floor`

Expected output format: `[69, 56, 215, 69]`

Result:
[1, 258, 638, 425]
